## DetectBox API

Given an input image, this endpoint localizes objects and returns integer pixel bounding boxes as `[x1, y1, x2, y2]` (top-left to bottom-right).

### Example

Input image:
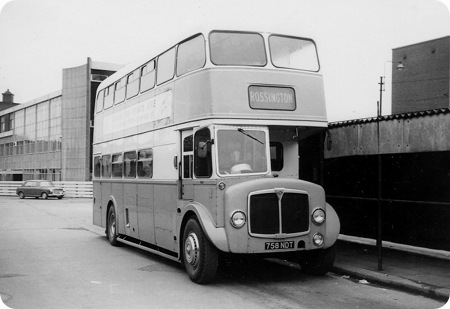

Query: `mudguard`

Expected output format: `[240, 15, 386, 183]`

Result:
[183, 203, 230, 252]
[325, 203, 340, 248]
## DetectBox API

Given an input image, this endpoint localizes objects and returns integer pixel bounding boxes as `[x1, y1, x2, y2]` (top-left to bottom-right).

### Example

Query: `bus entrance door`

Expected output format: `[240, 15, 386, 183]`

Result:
[181, 130, 194, 200]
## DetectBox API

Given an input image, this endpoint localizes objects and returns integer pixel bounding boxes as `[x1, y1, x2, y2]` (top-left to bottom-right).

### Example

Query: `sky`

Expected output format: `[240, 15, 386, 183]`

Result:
[0, 0, 449, 122]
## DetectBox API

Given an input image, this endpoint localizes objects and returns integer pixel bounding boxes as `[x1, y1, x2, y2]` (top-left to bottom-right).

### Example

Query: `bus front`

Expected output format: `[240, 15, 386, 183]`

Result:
[178, 30, 340, 284]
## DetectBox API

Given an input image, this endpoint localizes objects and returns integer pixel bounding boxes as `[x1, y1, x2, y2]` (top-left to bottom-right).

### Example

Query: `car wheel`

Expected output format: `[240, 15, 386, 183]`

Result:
[57, 196, 63, 199]
[107, 206, 119, 246]
[18, 192, 25, 199]
[41, 192, 48, 200]
[182, 217, 218, 284]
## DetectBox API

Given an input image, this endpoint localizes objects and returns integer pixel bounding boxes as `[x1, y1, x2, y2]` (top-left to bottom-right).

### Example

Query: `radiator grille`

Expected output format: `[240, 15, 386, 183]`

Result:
[249, 191, 309, 235]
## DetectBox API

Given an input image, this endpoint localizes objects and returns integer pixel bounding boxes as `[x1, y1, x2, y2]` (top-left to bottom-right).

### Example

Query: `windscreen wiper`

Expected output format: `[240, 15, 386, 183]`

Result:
[237, 128, 264, 144]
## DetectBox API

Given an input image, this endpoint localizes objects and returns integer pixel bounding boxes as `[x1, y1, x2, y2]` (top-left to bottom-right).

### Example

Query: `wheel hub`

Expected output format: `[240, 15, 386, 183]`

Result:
[185, 233, 199, 266]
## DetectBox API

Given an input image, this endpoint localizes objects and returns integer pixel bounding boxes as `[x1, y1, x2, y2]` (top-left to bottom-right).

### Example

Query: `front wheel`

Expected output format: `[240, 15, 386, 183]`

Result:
[41, 192, 48, 199]
[298, 244, 336, 275]
[107, 206, 119, 246]
[182, 218, 218, 284]
[18, 192, 25, 199]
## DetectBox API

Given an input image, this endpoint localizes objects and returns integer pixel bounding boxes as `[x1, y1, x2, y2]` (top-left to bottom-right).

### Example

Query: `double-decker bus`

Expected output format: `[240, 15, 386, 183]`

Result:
[92, 29, 340, 284]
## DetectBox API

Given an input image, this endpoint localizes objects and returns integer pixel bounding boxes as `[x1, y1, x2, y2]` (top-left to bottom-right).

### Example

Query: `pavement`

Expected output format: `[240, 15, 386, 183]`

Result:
[333, 236, 450, 303]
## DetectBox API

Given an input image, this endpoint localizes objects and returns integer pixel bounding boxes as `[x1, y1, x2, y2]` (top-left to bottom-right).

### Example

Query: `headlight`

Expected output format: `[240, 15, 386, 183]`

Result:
[313, 233, 324, 246]
[312, 208, 326, 225]
[230, 211, 246, 229]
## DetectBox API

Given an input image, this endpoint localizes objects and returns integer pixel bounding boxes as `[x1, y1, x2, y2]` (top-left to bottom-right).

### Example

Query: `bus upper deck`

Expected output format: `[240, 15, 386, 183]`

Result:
[93, 29, 327, 144]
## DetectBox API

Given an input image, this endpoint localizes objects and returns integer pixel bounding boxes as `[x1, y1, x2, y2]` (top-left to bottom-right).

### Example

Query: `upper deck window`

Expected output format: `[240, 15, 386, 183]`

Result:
[95, 90, 104, 113]
[104, 85, 114, 109]
[209, 31, 267, 66]
[114, 78, 126, 104]
[269, 35, 319, 72]
[157, 47, 176, 85]
[126, 69, 140, 99]
[177, 34, 206, 76]
[141, 60, 156, 92]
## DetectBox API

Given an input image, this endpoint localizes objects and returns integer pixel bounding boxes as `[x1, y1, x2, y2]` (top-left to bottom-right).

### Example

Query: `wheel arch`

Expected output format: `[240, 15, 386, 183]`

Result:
[179, 203, 229, 254]
[105, 196, 118, 231]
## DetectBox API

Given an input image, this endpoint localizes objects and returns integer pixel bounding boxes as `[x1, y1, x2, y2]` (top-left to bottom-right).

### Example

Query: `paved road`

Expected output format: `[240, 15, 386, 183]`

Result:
[0, 197, 443, 309]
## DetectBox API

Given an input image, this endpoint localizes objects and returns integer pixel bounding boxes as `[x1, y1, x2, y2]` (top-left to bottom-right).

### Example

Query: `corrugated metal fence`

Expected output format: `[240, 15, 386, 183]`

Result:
[0, 181, 93, 198]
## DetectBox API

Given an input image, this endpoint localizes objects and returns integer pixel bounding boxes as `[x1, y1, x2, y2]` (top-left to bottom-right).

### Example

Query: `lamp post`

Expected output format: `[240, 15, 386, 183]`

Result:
[376, 60, 404, 271]
[379, 61, 404, 116]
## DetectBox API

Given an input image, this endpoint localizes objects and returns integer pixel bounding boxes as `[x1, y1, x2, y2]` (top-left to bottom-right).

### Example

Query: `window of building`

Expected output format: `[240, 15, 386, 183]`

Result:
[140, 60, 156, 92]
[0, 114, 12, 132]
[16, 141, 24, 155]
[177, 34, 206, 76]
[137, 149, 153, 178]
[157, 47, 176, 85]
[49, 98, 62, 152]
[36, 102, 49, 153]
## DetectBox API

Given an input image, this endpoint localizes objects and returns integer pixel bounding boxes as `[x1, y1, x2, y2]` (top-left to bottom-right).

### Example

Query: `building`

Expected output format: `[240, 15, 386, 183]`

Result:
[324, 37, 450, 251]
[392, 36, 450, 114]
[0, 58, 120, 181]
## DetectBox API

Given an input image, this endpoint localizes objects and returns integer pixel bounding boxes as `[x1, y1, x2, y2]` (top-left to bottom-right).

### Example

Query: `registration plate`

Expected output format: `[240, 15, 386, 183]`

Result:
[265, 241, 294, 250]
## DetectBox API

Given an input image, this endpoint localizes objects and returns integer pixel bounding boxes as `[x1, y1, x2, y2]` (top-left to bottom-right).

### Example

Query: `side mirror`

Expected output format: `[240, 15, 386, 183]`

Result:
[197, 142, 207, 158]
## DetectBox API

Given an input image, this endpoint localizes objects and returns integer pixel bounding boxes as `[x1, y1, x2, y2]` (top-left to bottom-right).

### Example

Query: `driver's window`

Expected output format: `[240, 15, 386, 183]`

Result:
[194, 128, 212, 178]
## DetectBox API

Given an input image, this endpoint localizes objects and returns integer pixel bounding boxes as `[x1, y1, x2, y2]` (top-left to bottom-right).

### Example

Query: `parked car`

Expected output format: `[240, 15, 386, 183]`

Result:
[16, 180, 65, 199]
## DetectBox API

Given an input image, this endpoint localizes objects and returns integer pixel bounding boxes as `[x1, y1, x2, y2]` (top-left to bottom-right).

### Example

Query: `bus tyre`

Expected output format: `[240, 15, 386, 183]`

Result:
[107, 206, 119, 246]
[182, 218, 218, 284]
[298, 244, 336, 275]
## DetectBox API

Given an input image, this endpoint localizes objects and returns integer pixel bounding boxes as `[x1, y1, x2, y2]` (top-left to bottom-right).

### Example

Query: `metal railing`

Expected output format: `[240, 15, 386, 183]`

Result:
[0, 181, 92, 198]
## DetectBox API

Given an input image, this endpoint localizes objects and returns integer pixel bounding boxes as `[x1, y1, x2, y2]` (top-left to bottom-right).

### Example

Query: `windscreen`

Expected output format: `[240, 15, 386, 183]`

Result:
[217, 128, 267, 175]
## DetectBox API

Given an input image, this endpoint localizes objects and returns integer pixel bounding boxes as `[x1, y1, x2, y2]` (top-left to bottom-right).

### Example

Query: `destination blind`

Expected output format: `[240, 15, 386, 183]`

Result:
[248, 86, 296, 110]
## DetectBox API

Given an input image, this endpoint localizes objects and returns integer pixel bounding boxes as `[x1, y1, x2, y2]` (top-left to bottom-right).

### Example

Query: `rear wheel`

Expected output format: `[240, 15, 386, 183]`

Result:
[107, 206, 119, 246]
[18, 192, 25, 199]
[41, 192, 48, 199]
[182, 218, 218, 284]
[298, 244, 336, 275]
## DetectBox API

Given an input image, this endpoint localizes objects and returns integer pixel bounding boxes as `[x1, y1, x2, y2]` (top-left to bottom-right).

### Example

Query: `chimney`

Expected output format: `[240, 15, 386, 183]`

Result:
[2, 89, 14, 103]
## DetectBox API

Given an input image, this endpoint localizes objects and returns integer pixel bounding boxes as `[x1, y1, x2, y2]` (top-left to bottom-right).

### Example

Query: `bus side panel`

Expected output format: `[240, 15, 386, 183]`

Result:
[154, 183, 178, 253]
[124, 183, 139, 239]
[137, 183, 155, 244]
[111, 182, 125, 235]
[93, 181, 102, 227]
